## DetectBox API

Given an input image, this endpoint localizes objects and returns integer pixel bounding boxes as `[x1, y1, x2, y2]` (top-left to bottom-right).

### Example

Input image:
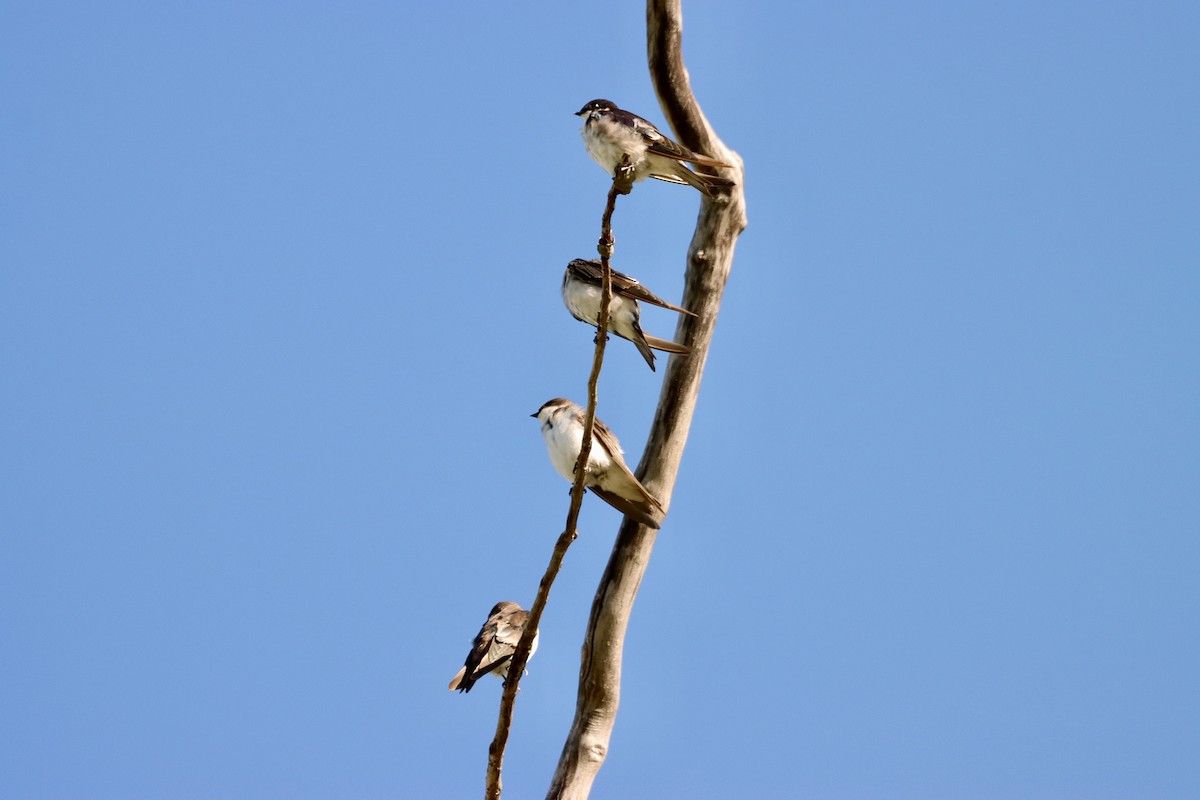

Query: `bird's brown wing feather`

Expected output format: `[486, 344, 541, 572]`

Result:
[492, 609, 526, 648]
[566, 259, 603, 285]
[588, 486, 662, 529]
[634, 117, 732, 168]
[646, 140, 733, 168]
[587, 415, 665, 527]
[568, 259, 695, 316]
[451, 608, 520, 692]
[592, 418, 665, 515]
[470, 653, 512, 681]
[612, 107, 732, 168]
[613, 274, 695, 315]
[591, 416, 624, 459]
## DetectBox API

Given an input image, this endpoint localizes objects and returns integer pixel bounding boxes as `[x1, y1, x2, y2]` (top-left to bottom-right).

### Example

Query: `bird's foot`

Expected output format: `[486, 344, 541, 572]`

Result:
[614, 159, 635, 195]
[597, 232, 615, 259]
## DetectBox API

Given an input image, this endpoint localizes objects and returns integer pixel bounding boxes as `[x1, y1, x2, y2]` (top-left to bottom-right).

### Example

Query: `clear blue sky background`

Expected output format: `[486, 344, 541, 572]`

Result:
[3, 2, 1198, 798]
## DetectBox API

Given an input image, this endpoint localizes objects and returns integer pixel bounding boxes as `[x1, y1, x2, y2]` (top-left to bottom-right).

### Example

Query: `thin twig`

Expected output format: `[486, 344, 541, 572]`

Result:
[484, 158, 634, 800]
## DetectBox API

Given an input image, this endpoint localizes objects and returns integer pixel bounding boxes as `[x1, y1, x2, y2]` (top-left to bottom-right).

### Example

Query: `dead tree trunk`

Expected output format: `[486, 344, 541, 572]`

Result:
[545, 2, 748, 797]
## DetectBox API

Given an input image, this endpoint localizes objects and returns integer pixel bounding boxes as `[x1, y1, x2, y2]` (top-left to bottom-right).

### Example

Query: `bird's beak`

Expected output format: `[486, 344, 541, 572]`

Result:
[574, 109, 586, 116]
[530, 412, 539, 418]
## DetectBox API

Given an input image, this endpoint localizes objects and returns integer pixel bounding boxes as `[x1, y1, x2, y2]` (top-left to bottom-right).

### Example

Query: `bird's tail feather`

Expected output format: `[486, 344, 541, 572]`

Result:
[693, 171, 736, 196]
[669, 163, 735, 197]
[631, 338, 658, 371]
[449, 655, 513, 693]
[643, 335, 689, 356]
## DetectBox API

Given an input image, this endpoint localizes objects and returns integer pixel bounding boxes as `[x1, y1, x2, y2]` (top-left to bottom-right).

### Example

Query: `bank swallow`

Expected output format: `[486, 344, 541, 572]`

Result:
[448, 601, 538, 693]
[575, 99, 734, 197]
[532, 398, 665, 529]
[562, 258, 695, 371]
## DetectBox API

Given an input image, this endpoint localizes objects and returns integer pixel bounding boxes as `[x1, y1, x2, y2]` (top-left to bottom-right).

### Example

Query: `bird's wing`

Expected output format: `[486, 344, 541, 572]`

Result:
[470, 653, 512, 682]
[566, 259, 603, 285]
[592, 417, 666, 520]
[640, 170, 690, 186]
[477, 623, 517, 670]
[568, 259, 692, 314]
[621, 110, 732, 168]
[568, 259, 639, 296]
[591, 416, 624, 458]
[451, 621, 496, 691]
[588, 486, 662, 529]
[493, 609, 527, 648]
[618, 280, 694, 315]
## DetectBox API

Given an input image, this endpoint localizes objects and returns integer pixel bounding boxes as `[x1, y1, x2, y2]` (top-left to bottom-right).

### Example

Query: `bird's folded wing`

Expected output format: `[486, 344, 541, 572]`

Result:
[589, 486, 662, 529]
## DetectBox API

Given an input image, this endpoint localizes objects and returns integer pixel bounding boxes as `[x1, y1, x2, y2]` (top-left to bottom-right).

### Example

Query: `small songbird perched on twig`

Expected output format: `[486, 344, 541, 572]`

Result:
[448, 601, 538, 693]
[532, 398, 665, 529]
[561, 258, 696, 371]
[575, 98, 734, 197]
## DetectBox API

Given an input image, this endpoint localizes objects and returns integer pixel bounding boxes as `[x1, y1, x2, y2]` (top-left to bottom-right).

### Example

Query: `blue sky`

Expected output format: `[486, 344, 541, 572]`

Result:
[3, 2, 1198, 798]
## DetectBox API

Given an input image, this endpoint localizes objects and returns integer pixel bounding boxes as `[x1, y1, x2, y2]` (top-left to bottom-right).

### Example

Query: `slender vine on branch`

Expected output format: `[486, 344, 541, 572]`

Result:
[484, 158, 635, 800]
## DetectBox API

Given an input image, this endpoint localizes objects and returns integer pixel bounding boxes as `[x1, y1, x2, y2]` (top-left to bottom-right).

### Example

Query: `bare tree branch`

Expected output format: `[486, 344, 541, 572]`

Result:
[485, 161, 635, 800]
[546, 1, 747, 797]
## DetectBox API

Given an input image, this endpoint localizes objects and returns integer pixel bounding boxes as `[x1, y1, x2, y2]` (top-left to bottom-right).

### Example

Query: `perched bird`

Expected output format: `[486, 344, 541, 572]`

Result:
[562, 258, 695, 371]
[575, 98, 734, 197]
[448, 601, 538, 693]
[532, 398, 665, 529]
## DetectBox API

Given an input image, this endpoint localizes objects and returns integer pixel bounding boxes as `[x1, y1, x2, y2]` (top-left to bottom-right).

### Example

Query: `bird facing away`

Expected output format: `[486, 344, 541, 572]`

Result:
[448, 601, 538, 693]
[531, 398, 665, 529]
[575, 98, 734, 197]
[562, 258, 695, 371]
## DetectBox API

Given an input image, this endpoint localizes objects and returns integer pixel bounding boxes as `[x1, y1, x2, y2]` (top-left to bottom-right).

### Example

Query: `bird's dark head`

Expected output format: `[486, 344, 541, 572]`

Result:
[489, 601, 522, 618]
[532, 397, 573, 420]
[576, 99, 617, 116]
